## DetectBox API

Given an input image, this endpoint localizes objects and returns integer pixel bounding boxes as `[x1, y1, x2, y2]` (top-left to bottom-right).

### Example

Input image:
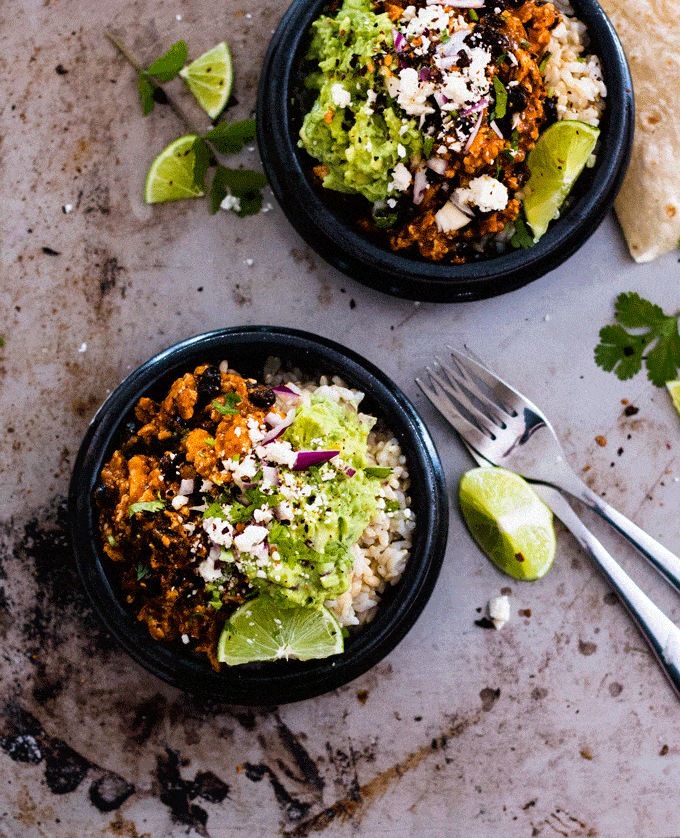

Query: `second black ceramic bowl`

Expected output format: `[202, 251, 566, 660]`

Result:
[68, 327, 448, 705]
[257, 0, 633, 302]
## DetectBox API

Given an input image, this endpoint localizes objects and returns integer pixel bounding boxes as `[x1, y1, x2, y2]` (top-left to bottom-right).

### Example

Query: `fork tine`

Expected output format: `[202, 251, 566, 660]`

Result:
[415, 374, 491, 457]
[427, 362, 501, 435]
[433, 356, 510, 429]
[446, 346, 525, 417]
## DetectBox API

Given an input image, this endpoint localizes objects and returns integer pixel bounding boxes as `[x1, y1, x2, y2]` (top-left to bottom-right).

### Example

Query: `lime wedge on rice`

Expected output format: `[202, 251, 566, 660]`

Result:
[459, 467, 556, 581]
[144, 135, 204, 203]
[179, 42, 232, 119]
[666, 380, 680, 416]
[523, 120, 600, 241]
[217, 597, 344, 666]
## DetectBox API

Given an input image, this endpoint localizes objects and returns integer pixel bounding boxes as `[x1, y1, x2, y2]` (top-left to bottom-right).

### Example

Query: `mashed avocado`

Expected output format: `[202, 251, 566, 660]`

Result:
[299, 0, 423, 203]
[242, 395, 383, 607]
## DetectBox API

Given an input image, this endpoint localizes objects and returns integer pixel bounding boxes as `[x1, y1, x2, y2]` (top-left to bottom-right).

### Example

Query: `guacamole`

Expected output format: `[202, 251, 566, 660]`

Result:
[299, 0, 423, 203]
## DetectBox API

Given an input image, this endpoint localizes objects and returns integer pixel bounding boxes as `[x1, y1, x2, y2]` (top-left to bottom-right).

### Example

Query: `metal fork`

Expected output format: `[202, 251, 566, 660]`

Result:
[459, 439, 680, 698]
[416, 347, 680, 596]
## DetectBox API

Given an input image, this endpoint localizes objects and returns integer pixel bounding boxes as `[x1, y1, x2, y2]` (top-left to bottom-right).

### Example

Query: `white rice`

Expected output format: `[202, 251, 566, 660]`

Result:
[262, 357, 415, 628]
[543, 9, 607, 127]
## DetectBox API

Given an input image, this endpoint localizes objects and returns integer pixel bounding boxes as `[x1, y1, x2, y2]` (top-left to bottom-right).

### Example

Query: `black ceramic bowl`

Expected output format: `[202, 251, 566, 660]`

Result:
[69, 327, 448, 704]
[257, 0, 633, 302]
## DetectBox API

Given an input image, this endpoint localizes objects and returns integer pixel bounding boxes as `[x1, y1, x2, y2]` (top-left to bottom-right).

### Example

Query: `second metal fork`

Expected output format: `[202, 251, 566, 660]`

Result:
[416, 347, 680, 596]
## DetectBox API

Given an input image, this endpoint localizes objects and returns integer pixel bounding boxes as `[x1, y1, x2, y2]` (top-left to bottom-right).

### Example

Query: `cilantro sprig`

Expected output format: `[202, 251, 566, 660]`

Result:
[138, 40, 189, 114]
[105, 33, 267, 217]
[594, 293, 680, 386]
[212, 393, 242, 415]
[129, 498, 165, 516]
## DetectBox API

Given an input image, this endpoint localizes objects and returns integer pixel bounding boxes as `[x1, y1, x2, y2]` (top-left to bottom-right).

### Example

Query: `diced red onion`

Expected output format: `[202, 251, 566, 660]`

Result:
[179, 478, 195, 496]
[393, 27, 407, 52]
[464, 111, 484, 152]
[272, 383, 301, 396]
[338, 464, 357, 478]
[292, 450, 340, 471]
[440, 29, 469, 57]
[418, 67, 431, 82]
[452, 198, 475, 219]
[262, 413, 295, 443]
[433, 90, 449, 109]
[461, 97, 488, 117]
[427, 157, 448, 175]
[489, 119, 504, 138]
[412, 167, 429, 205]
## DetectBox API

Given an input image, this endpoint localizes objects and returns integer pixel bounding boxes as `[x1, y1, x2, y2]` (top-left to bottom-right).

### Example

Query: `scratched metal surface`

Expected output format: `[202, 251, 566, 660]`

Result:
[2, 1, 680, 836]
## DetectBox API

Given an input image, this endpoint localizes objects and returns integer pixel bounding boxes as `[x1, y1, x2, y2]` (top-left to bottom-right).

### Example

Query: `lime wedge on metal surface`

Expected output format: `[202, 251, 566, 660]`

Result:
[666, 380, 680, 416]
[459, 467, 556, 581]
[144, 135, 204, 203]
[217, 597, 344, 666]
[524, 120, 600, 241]
[179, 42, 232, 119]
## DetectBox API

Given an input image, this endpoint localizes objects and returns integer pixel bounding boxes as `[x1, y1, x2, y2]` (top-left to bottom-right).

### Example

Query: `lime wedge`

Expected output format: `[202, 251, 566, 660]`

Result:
[459, 467, 556, 581]
[524, 120, 600, 241]
[666, 380, 680, 416]
[179, 42, 232, 119]
[144, 135, 204, 203]
[217, 597, 344, 666]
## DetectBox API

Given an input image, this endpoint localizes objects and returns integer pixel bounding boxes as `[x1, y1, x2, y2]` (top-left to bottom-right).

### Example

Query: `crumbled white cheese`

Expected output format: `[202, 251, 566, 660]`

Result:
[221, 194, 241, 213]
[390, 162, 412, 192]
[172, 494, 189, 510]
[257, 440, 297, 468]
[330, 83, 351, 107]
[203, 516, 234, 547]
[456, 175, 509, 213]
[234, 525, 268, 553]
[488, 595, 511, 630]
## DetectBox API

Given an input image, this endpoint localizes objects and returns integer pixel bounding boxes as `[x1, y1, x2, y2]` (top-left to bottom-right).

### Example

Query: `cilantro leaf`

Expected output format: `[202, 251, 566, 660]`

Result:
[210, 165, 268, 215]
[492, 75, 507, 120]
[146, 40, 188, 82]
[212, 393, 242, 415]
[594, 293, 680, 386]
[204, 119, 257, 154]
[129, 499, 165, 516]
[136, 563, 151, 580]
[510, 215, 534, 249]
[138, 73, 155, 115]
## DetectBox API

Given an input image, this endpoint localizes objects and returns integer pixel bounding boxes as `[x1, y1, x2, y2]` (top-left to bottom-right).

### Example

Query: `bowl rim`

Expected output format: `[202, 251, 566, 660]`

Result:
[68, 326, 449, 704]
[257, 0, 634, 302]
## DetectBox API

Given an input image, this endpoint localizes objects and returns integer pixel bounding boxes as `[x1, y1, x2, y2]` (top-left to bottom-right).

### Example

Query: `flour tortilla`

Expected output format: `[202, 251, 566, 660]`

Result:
[598, 0, 680, 262]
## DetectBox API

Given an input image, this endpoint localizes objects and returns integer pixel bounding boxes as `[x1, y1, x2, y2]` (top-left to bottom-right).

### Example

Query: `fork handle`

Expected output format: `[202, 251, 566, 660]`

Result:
[532, 483, 680, 699]
[560, 474, 680, 596]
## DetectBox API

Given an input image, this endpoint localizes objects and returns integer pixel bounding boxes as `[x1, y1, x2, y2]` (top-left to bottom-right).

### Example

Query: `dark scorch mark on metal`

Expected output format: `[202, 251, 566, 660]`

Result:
[155, 747, 229, 833]
[273, 712, 324, 792]
[0, 702, 134, 807]
[13, 499, 114, 657]
[281, 712, 484, 838]
[244, 762, 312, 823]
[241, 713, 326, 824]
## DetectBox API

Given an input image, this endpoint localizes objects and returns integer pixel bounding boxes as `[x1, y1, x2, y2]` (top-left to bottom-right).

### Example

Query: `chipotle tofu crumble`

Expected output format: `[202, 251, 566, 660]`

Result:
[96, 364, 275, 671]
[299, 0, 604, 263]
